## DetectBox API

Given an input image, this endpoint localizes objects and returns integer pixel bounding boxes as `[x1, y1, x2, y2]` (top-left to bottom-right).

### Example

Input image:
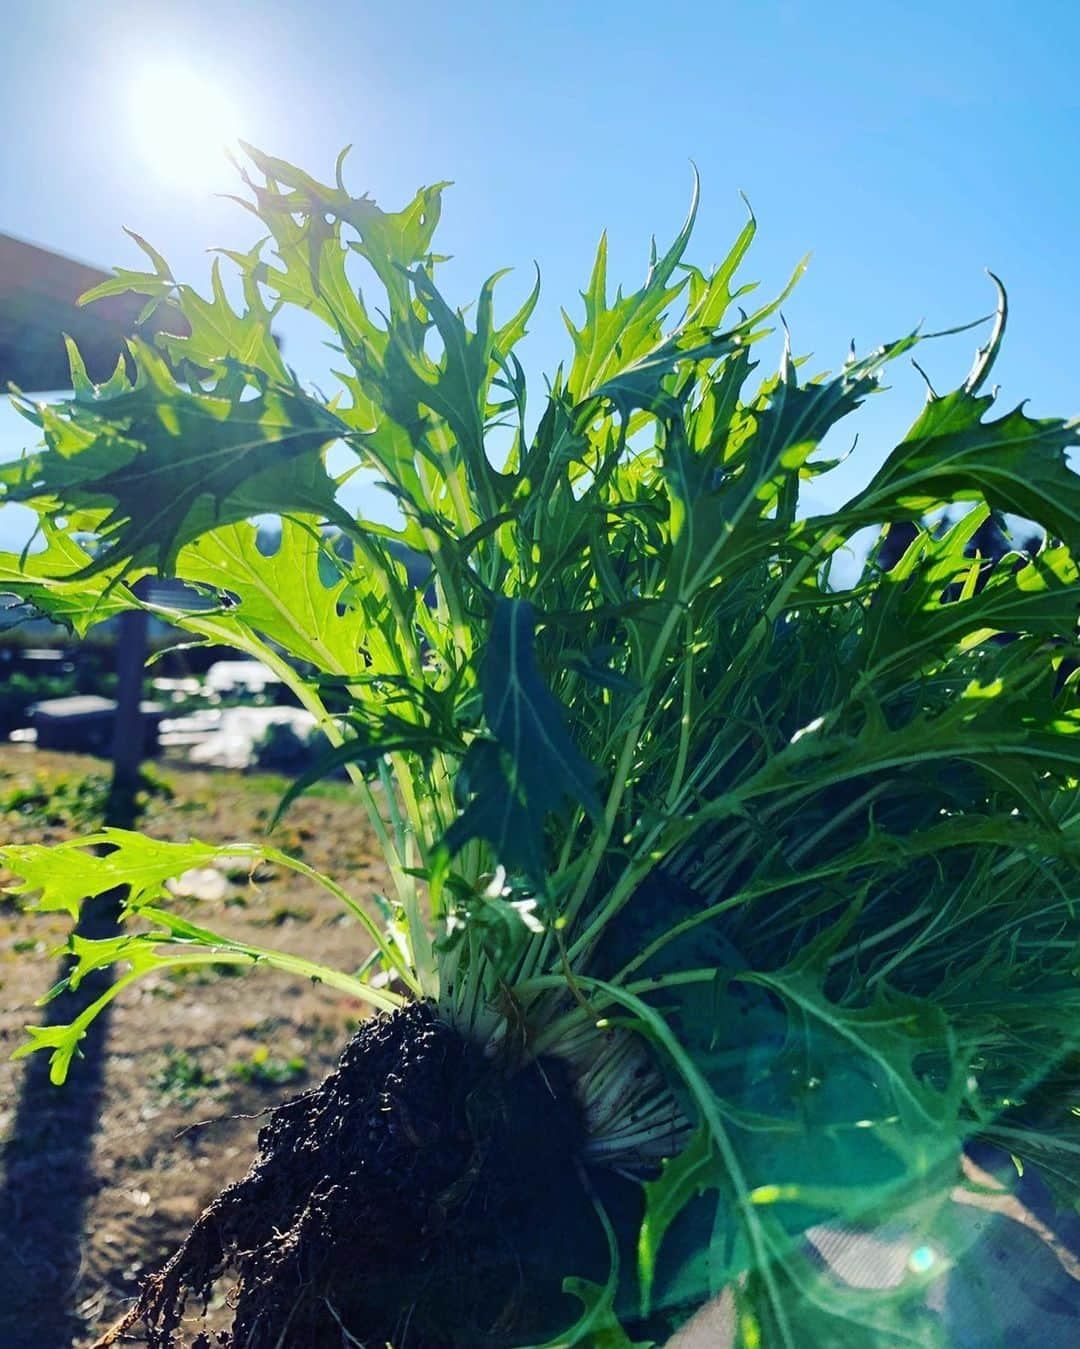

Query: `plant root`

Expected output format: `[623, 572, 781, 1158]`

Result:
[124, 1001, 633, 1348]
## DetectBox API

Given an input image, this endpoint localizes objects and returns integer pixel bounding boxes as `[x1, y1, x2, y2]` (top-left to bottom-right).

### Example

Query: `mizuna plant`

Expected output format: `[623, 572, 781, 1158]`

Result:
[2, 147, 1078, 1347]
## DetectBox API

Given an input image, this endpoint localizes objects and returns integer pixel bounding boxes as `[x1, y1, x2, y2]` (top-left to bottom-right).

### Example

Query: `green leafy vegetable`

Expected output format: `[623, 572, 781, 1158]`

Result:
[2, 145, 1078, 1345]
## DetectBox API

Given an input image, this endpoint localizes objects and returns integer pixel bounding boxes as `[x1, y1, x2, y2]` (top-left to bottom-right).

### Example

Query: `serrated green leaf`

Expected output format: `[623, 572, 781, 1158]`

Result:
[0, 829, 264, 919]
[174, 516, 367, 672]
[844, 388, 1080, 550]
[2, 341, 349, 574]
[665, 336, 914, 596]
[739, 947, 965, 1137]
[563, 178, 701, 405]
[162, 255, 287, 378]
[0, 522, 142, 633]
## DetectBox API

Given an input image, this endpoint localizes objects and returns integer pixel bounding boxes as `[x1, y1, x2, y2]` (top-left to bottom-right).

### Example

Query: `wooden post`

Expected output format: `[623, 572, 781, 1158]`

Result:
[108, 599, 149, 822]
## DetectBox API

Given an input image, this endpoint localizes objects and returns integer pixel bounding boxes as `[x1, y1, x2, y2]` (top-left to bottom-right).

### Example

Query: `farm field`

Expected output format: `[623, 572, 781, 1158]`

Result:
[0, 746, 382, 1348]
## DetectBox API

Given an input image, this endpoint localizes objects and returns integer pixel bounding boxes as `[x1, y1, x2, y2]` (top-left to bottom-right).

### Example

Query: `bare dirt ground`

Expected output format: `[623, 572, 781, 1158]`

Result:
[0, 746, 384, 1348]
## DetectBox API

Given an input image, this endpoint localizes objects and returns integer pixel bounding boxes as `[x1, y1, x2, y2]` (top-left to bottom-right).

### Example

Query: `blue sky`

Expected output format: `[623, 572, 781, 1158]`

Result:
[2, 0, 1077, 548]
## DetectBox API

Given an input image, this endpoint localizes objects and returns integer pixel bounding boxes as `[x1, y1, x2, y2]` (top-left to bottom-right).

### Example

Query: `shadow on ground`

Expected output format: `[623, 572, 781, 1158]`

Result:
[0, 897, 118, 1347]
[0, 783, 137, 1349]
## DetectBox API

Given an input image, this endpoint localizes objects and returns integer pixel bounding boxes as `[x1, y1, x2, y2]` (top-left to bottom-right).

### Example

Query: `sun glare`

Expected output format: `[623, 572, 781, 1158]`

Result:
[128, 64, 242, 193]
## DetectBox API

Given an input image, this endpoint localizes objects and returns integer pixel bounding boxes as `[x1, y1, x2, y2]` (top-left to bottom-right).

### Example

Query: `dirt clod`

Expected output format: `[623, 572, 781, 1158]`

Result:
[130, 1001, 622, 1348]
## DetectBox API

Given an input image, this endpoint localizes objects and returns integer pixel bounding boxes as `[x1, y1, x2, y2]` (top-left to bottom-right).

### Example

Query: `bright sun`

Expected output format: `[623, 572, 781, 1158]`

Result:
[128, 64, 242, 192]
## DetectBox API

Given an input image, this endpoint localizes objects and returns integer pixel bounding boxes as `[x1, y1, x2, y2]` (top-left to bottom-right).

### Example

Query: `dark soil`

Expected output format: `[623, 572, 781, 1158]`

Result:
[123, 1001, 638, 1349]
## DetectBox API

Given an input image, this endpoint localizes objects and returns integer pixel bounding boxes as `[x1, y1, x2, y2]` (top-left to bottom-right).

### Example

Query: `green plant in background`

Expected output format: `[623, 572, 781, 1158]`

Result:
[229, 1044, 307, 1087]
[0, 146, 1077, 1344]
[152, 1047, 217, 1105]
[0, 768, 111, 828]
[0, 763, 172, 830]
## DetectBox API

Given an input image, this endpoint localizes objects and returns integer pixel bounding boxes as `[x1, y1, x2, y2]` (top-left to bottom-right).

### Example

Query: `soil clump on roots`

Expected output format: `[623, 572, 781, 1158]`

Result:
[119, 1002, 634, 1348]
